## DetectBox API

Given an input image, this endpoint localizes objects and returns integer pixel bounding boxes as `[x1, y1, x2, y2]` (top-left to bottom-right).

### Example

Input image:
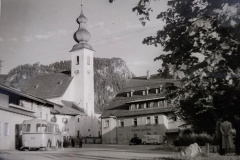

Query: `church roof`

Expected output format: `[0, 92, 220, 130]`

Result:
[19, 73, 73, 99]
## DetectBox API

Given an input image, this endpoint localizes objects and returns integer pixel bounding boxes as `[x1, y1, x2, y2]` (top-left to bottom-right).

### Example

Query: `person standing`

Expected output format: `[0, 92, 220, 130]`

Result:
[79, 134, 83, 148]
[61, 136, 64, 151]
[216, 118, 224, 155]
[220, 116, 234, 155]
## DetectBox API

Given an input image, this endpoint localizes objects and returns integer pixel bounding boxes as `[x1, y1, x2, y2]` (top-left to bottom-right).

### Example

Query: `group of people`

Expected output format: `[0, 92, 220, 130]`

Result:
[60, 135, 83, 150]
[216, 115, 240, 155]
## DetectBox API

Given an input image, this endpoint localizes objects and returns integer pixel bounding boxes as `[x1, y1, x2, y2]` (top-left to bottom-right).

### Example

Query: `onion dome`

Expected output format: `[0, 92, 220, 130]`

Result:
[71, 6, 93, 52]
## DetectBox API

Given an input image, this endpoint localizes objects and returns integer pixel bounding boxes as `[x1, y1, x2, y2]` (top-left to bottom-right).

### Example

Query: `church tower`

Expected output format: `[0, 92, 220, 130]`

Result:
[70, 5, 94, 117]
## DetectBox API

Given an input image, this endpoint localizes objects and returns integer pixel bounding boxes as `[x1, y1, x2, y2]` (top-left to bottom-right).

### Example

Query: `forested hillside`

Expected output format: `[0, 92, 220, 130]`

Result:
[4, 57, 134, 111]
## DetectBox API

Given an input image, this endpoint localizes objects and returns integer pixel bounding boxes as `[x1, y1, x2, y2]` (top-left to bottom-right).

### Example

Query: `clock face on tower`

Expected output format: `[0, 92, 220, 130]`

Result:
[74, 70, 80, 75]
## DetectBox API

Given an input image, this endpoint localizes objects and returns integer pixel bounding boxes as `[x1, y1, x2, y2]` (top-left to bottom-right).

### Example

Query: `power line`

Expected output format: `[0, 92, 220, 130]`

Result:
[3, 24, 162, 65]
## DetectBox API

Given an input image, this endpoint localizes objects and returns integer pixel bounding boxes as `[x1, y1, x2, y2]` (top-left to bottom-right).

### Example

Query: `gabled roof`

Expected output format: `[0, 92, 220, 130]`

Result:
[61, 100, 85, 113]
[19, 73, 73, 99]
[119, 78, 181, 93]
[103, 75, 181, 117]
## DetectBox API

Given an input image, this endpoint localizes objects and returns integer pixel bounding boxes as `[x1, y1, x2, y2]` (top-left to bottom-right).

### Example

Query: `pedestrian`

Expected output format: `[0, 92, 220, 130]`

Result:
[75, 137, 79, 148]
[79, 134, 83, 148]
[61, 135, 64, 151]
[69, 136, 72, 147]
[216, 118, 224, 155]
[220, 115, 234, 155]
[72, 136, 75, 147]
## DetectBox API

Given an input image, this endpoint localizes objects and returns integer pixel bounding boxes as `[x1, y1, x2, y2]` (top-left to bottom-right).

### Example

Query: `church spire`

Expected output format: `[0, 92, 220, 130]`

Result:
[71, 2, 93, 52]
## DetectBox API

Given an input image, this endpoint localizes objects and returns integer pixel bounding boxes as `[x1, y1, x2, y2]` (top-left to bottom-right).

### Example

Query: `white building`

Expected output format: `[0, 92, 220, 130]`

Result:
[19, 7, 101, 138]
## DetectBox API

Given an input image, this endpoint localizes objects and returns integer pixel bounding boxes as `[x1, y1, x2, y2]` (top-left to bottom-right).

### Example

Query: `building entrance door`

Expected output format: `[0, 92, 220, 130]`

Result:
[15, 124, 22, 150]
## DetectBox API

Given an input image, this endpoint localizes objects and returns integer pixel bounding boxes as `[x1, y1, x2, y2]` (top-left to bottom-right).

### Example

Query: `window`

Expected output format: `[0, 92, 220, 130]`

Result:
[140, 103, 144, 109]
[26, 124, 31, 132]
[136, 104, 139, 109]
[76, 56, 79, 65]
[47, 124, 53, 133]
[154, 132, 157, 135]
[78, 118, 80, 122]
[146, 103, 149, 108]
[87, 56, 90, 65]
[133, 118, 137, 126]
[142, 90, 146, 95]
[131, 104, 136, 110]
[154, 116, 158, 124]
[146, 117, 151, 125]
[36, 124, 42, 132]
[146, 90, 149, 95]
[120, 120, 124, 127]
[105, 120, 109, 128]
[42, 124, 47, 132]
[150, 102, 154, 108]
[4, 123, 9, 136]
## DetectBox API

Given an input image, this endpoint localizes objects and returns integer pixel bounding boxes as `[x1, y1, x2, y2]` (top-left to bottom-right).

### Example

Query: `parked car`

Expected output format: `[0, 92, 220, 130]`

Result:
[129, 137, 142, 145]
[142, 135, 164, 145]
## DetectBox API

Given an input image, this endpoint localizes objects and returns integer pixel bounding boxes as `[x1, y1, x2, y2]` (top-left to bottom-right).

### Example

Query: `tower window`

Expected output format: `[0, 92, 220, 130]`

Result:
[87, 56, 90, 65]
[76, 56, 79, 65]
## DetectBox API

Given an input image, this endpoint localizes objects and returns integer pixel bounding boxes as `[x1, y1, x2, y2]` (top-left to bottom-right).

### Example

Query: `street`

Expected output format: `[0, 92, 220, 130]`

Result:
[0, 144, 177, 160]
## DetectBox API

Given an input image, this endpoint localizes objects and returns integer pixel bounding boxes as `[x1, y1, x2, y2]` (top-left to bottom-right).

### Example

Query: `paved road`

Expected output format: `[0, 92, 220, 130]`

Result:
[0, 144, 177, 160]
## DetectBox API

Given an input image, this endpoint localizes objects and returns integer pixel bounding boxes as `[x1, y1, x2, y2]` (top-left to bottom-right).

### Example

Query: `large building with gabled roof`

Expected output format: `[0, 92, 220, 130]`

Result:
[100, 74, 184, 144]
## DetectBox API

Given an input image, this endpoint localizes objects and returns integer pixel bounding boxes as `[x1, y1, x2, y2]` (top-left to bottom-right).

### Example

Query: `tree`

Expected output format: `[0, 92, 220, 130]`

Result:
[111, 0, 240, 134]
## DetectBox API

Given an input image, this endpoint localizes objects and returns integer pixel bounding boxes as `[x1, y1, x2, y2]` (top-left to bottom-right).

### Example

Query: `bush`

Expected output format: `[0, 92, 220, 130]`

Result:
[173, 133, 213, 146]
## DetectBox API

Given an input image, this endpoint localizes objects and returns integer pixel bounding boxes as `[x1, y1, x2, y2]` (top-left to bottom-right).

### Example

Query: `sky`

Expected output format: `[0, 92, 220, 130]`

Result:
[0, 0, 168, 76]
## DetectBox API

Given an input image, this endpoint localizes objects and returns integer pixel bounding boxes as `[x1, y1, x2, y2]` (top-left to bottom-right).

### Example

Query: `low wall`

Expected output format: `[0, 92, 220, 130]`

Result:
[83, 137, 102, 144]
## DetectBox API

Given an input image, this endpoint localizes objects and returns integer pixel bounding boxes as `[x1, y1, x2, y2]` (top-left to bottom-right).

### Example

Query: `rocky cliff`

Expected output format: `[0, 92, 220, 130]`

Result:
[4, 57, 134, 111]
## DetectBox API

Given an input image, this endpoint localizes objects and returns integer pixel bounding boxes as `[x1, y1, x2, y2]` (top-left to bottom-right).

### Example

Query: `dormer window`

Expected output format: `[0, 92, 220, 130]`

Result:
[127, 89, 135, 97]
[35, 85, 39, 89]
[58, 80, 63, 84]
[76, 56, 79, 65]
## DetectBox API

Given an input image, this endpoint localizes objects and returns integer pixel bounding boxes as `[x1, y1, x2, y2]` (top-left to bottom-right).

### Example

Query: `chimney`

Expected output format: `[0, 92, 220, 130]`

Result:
[147, 70, 150, 80]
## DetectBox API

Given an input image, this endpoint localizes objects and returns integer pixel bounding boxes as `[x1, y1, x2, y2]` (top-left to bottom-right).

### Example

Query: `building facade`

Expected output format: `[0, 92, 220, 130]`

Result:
[0, 85, 56, 150]
[101, 75, 185, 144]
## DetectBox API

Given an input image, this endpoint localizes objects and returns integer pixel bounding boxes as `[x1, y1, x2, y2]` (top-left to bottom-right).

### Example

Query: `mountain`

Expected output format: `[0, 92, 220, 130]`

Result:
[4, 57, 135, 111]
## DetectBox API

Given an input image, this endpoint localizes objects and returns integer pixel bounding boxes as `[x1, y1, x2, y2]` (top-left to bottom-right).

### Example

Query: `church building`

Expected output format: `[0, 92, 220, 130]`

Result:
[19, 6, 101, 138]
